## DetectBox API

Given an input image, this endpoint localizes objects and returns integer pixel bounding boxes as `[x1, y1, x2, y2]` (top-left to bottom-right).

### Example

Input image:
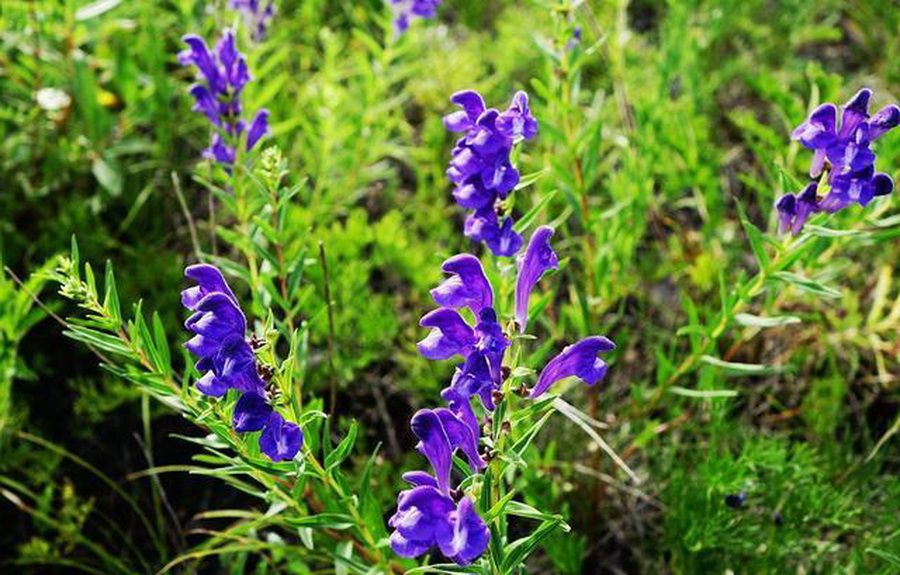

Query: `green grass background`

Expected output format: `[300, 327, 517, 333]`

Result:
[1, 0, 898, 573]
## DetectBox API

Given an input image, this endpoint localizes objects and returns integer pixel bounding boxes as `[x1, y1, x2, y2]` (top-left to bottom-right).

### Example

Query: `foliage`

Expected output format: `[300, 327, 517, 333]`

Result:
[1, 0, 898, 573]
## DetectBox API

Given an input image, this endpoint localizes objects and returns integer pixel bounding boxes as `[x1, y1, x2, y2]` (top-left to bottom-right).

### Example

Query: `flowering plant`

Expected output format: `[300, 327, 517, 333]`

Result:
[391, 225, 616, 567]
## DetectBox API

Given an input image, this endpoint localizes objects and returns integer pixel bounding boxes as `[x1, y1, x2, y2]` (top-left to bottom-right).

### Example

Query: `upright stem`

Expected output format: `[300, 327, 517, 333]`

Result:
[318, 241, 339, 412]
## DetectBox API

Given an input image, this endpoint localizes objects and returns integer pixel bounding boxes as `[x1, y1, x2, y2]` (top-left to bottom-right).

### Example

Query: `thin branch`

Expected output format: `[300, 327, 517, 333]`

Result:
[171, 171, 202, 259]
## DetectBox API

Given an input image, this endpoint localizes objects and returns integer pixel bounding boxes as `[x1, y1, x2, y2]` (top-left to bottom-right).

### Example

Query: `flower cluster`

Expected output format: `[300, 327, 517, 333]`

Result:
[444, 90, 539, 256]
[178, 29, 269, 165]
[182, 264, 302, 461]
[391, 226, 615, 564]
[389, 0, 442, 33]
[776, 88, 898, 234]
[229, 0, 276, 42]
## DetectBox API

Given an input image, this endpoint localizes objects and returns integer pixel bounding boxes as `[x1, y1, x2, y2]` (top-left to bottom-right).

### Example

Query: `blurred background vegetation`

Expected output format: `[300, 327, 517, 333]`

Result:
[1, 0, 898, 573]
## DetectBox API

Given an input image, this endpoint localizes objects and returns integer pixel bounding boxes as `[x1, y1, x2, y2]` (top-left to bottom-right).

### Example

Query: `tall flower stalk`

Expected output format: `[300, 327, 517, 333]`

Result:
[179, 29, 269, 165]
[444, 90, 539, 256]
[392, 225, 616, 567]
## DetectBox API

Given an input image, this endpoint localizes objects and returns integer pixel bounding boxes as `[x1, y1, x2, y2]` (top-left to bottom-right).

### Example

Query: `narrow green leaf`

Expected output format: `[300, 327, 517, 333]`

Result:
[102, 261, 121, 323]
[500, 518, 565, 572]
[325, 420, 358, 470]
[700, 355, 784, 376]
[285, 513, 354, 530]
[63, 326, 132, 357]
[734, 313, 801, 328]
[669, 386, 738, 398]
[773, 271, 841, 299]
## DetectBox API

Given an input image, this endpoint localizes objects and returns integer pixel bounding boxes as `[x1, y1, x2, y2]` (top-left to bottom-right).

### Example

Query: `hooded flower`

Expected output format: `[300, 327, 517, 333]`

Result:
[179, 29, 269, 165]
[515, 226, 558, 332]
[775, 182, 820, 236]
[182, 265, 261, 397]
[411, 408, 486, 492]
[430, 254, 493, 313]
[183, 264, 301, 461]
[530, 336, 616, 399]
[778, 88, 898, 234]
[389, 482, 490, 565]
[389, 410, 489, 564]
[444, 90, 538, 256]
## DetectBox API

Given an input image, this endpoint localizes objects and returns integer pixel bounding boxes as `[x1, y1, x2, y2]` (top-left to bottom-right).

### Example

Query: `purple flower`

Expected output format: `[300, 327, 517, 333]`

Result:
[444, 90, 538, 256]
[183, 265, 260, 396]
[233, 393, 303, 461]
[418, 256, 510, 401]
[259, 412, 304, 462]
[775, 183, 819, 236]
[566, 27, 582, 51]
[417, 306, 509, 402]
[233, 391, 272, 431]
[463, 208, 523, 258]
[183, 264, 301, 461]
[389, 0, 442, 34]
[781, 88, 898, 233]
[389, 409, 489, 564]
[389, 483, 489, 565]
[229, 0, 276, 42]
[179, 29, 269, 165]
[430, 254, 493, 314]
[417, 308, 479, 360]
[530, 336, 616, 399]
[515, 226, 558, 332]
[497, 92, 539, 140]
[411, 408, 485, 492]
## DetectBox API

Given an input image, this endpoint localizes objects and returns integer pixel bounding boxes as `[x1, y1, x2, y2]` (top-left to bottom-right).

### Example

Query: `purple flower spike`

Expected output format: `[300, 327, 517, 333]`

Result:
[179, 29, 268, 165]
[183, 263, 303, 461]
[400, 404, 489, 565]
[530, 336, 616, 399]
[259, 412, 303, 461]
[781, 88, 898, 234]
[445, 89, 537, 256]
[515, 226, 558, 332]
[183, 266, 263, 397]
[431, 254, 494, 314]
